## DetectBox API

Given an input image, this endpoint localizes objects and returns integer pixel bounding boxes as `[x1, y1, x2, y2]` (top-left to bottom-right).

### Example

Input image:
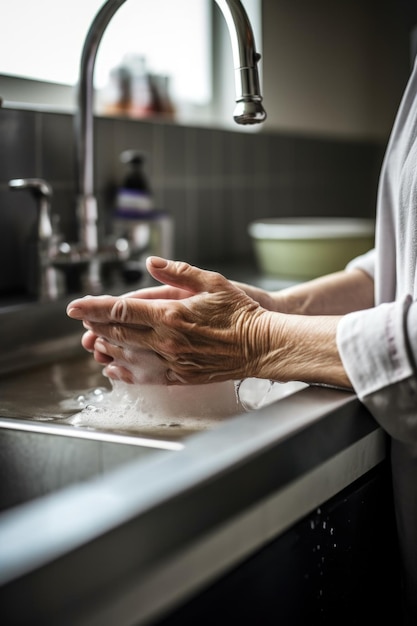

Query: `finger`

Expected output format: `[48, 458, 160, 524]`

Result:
[81, 330, 114, 364]
[146, 257, 228, 295]
[93, 347, 113, 366]
[91, 336, 115, 365]
[94, 337, 126, 361]
[103, 354, 169, 385]
[81, 330, 96, 352]
[67, 294, 158, 328]
[103, 363, 134, 384]
[123, 284, 192, 301]
[85, 321, 153, 351]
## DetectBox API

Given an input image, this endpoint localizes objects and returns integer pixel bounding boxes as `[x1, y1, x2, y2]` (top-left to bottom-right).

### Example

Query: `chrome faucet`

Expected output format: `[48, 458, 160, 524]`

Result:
[8, 178, 65, 301]
[74, 0, 266, 292]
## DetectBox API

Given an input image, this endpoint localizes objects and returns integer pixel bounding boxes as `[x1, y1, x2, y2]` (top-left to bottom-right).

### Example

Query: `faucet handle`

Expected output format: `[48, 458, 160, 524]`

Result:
[9, 177, 52, 196]
[8, 177, 66, 301]
[9, 178, 54, 240]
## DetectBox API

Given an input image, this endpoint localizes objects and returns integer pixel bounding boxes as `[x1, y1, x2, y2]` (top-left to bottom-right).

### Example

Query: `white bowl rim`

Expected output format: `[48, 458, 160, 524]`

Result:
[248, 218, 375, 240]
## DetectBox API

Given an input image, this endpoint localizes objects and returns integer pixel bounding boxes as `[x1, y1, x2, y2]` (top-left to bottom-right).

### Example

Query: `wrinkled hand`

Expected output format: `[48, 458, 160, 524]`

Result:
[67, 257, 275, 385]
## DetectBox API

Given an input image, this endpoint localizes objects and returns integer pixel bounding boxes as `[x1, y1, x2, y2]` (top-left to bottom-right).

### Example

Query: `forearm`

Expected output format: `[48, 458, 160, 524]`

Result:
[270, 268, 374, 315]
[233, 268, 374, 316]
[256, 311, 352, 389]
[222, 268, 373, 387]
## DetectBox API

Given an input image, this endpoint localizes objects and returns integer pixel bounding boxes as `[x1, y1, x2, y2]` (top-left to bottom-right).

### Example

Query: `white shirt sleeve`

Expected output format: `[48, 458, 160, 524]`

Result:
[337, 296, 417, 445]
[345, 247, 376, 279]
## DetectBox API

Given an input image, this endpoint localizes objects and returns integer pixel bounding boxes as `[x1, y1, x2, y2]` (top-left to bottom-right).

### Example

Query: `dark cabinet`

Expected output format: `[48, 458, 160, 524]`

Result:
[156, 463, 400, 626]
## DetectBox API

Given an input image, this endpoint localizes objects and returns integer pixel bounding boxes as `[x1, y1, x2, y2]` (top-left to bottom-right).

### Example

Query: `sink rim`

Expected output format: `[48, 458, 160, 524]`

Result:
[0, 416, 183, 451]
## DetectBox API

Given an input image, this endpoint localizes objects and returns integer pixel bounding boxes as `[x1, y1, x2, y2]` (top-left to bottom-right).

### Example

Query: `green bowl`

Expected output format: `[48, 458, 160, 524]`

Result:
[248, 218, 375, 280]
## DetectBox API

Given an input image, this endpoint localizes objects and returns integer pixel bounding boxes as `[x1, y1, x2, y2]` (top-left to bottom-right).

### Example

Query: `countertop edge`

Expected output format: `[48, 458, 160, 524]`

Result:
[0, 387, 385, 625]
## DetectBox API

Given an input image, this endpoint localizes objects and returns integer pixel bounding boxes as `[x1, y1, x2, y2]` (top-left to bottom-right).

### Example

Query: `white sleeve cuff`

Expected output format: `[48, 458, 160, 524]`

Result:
[336, 296, 413, 398]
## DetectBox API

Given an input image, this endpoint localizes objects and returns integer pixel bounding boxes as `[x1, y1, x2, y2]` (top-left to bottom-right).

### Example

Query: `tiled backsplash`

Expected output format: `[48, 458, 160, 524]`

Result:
[0, 106, 384, 299]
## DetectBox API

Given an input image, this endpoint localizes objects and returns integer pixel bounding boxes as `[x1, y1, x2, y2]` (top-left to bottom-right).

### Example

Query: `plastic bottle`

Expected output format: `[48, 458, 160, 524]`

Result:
[113, 150, 173, 283]
[115, 150, 154, 216]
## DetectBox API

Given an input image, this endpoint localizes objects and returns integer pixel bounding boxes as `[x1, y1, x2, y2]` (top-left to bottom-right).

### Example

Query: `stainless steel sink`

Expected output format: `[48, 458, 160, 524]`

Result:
[0, 298, 304, 518]
[0, 340, 242, 514]
[0, 418, 179, 514]
[0, 342, 185, 514]
[0, 350, 187, 513]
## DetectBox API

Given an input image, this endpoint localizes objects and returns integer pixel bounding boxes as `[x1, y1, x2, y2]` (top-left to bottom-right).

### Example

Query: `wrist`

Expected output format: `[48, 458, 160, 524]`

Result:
[254, 312, 352, 389]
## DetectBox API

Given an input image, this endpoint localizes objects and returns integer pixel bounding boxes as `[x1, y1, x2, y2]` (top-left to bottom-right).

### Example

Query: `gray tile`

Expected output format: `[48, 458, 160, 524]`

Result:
[40, 111, 74, 184]
[185, 126, 219, 179]
[0, 108, 37, 183]
[161, 124, 187, 179]
[162, 187, 189, 260]
[0, 187, 37, 294]
[95, 116, 116, 192]
[193, 186, 227, 264]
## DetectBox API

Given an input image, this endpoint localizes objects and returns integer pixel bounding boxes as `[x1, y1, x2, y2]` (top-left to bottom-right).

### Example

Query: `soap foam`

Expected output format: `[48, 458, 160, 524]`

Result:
[62, 377, 306, 439]
[65, 378, 242, 437]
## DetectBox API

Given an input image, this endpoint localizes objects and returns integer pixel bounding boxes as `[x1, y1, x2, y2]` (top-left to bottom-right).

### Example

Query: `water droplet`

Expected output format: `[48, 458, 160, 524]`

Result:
[85, 404, 100, 413]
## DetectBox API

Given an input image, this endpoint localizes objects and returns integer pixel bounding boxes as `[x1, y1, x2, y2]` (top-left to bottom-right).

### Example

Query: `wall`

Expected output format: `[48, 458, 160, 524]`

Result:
[0, 108, 384, 299]
[261, 0, 411, 139]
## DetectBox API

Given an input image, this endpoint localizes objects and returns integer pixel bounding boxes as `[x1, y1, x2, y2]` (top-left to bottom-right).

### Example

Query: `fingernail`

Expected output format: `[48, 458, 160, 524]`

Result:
[166, 369, 185, 383]
[67, 307, 83, 319]
[148, 256, 168, 269]
[95, 337, 107, 353]
[103, 364, 119, 381]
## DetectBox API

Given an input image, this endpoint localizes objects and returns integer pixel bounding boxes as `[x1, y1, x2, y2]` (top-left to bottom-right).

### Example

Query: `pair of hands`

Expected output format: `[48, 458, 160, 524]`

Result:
[66, 257, 280, 386]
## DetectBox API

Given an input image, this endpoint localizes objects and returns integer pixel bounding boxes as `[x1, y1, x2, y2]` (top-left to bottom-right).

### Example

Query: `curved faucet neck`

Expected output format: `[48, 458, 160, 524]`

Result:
[74, 0, 266, 254]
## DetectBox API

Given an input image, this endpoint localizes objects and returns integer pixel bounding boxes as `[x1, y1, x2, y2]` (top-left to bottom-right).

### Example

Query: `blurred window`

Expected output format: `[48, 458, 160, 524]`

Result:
[0, 0, 211, 105]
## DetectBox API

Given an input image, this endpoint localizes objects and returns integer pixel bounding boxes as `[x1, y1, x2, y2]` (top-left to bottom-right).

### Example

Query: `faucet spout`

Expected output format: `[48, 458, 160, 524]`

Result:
[74, 0, 266, 291]
[215, 0, 266, 125]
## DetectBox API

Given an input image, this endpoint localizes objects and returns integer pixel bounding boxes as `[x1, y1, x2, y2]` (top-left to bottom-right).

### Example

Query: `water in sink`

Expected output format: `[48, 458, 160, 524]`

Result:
[61, 378, 241, 439]
[0, 355, 306, 441]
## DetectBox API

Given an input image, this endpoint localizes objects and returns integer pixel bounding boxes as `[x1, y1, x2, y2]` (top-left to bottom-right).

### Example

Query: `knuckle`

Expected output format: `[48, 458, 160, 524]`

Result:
[174, 260, 192, 276]
[112, 324, 128, 345]
[164, 306, 183, 328]
[110, 298, 129, 322]
[163, 337, 180, 356]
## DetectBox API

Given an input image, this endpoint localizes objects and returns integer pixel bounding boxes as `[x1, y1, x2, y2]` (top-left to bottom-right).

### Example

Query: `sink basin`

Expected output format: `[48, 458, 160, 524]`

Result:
[0, 300, 305, 516]
[0, 353, 188, 514]
[0, 353, 306, 440]
[0, 353, 244, 439]
[0, 420, 177, 514]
